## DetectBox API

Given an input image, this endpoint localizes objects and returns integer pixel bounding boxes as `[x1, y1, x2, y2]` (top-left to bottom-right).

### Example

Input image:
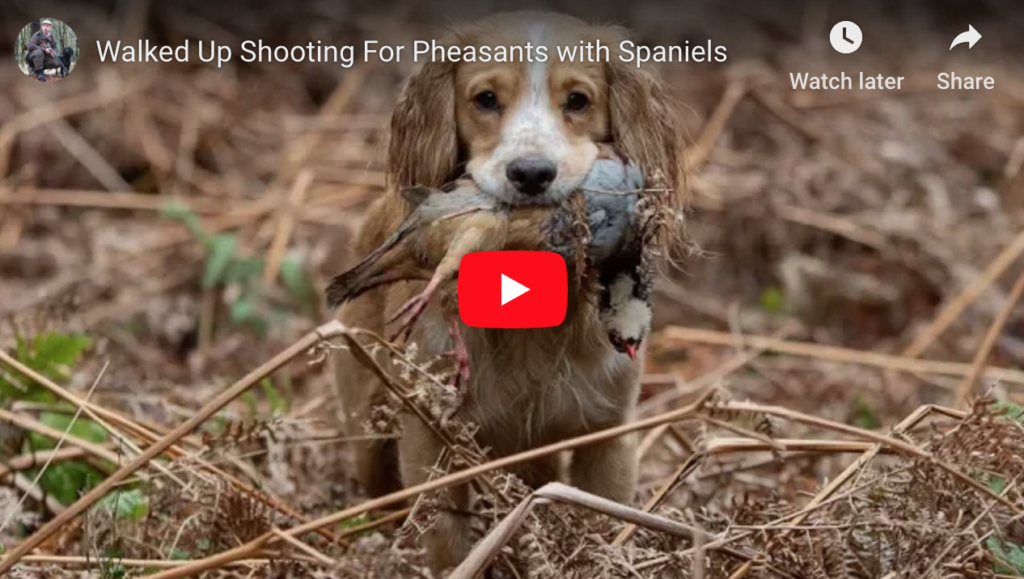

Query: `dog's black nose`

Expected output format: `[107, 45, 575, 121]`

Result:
[506, 157, 557, 195]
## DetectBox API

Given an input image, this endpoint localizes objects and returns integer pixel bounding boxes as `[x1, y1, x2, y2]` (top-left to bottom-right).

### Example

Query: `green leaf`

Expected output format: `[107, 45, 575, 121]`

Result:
[103, 543, 124, 560]
[758, 286, 786, 314]
[851, 395, 880, 430]
[279, 372, 294, 414]
[202, 234, 237, 288]
[241, 391, 258, 419]
[247, 316, 270, 336]
[30, 460, 104, 505]
[987, 536, 1024, 574]
[225, 256, 264, 285]
[229, 295, 256, 322]
[279, 259, 313, 303]
[100, 562, 126, 579]
[260, 378, 286, 416]
[15, 337, 30, 362]
[17, 333, 92, 382]
[94, 489, 148, 521]
[39, 412, 109, 444]
[206, 413, 229, 435]
[0, 370, 29, 402]
[988, 475, 1007, 495]
[338, 514, 370, 531]
[40, 333, 93, 368]
[168, 547, 191, 561]
[161, 201, 207, 242]
[994, 401, 1024, 422]
[26, 411, 108, 503]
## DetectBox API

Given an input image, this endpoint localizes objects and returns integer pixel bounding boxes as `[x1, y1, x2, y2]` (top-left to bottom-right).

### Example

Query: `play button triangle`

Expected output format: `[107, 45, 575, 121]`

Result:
[501, 274, 530, 306]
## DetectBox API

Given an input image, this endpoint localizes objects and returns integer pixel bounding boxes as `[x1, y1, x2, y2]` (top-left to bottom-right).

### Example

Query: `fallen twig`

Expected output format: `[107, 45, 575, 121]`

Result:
[710, 400, 1017, 512]
[0, 361, 107, 535]
[0, 188, 227, 213]
[953, 267, 1024, 408]
[685, 77, 747, 172]
[8, 473, 65, 516]
[613, 452, 704, 546]
[0, 79, 153, 178]
[0, 320, 347, 574]
[46, 119, 133, 192]
[271, 528, 336, 566]
[264, 169, 315, 282]
[772, 202, 890, 253]
[0, 447, 96, 480]
[335, 507, 410, 543]
[449, 482, 715, 579]
[750, 86, 884, 176]
[0, 408, 121, 472]
[656, 326, 1024, 386]
[639, 323, 799, 415]
[129, 388, 718, 579]
[903, 229, 1024, 358]
[0, 318, 337, 543]
[726, 404, 969, 578]
[16, 554, 321, 569]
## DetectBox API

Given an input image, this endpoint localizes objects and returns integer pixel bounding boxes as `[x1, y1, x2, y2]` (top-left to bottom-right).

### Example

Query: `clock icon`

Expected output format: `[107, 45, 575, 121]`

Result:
[829, 21, 863, 54]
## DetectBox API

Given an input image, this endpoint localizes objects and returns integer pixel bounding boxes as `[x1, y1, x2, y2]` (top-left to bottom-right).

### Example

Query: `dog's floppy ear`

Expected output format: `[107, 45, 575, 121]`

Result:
[387, 59, 458, 189]
[604, 33, 685, 203]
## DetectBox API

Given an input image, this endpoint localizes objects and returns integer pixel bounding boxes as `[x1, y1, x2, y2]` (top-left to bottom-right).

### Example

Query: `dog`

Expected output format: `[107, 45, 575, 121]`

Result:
[59, 47, 74, 77]
[333, 11, 683, 575]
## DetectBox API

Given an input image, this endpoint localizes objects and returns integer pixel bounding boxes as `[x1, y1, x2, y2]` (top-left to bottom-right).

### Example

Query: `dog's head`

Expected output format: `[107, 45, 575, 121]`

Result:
[62, 47, 74, 61]
[387, 12, 683, 208]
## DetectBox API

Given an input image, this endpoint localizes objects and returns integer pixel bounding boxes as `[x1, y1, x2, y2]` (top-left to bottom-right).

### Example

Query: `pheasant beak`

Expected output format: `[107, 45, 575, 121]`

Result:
[624, 343, 638, 360]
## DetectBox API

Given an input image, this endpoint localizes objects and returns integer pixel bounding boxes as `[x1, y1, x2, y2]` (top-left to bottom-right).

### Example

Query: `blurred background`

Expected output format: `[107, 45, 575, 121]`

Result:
[2, 0, 1024, 576]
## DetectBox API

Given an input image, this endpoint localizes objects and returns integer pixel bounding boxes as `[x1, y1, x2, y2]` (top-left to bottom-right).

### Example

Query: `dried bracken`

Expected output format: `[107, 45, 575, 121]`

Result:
[3, 2, 1024, 578]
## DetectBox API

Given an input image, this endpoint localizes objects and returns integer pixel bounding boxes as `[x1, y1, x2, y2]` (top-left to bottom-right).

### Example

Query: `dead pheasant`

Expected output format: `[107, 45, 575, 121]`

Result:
[325, 145, 657, 376]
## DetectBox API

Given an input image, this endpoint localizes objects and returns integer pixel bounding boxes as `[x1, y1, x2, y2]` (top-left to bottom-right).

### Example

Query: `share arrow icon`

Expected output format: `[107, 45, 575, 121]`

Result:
[950, 25, 981, 50]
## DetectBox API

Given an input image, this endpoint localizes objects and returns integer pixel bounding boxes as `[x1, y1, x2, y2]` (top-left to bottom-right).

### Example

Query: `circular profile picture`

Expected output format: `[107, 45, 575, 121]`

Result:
[16, 18, 78, 82]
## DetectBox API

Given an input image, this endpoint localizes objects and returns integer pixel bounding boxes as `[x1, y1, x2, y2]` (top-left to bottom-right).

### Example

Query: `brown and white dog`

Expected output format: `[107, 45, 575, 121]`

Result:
[334, 11, 683, 575]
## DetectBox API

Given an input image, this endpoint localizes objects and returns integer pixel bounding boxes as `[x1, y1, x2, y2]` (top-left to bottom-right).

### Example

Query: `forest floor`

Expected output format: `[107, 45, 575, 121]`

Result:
[2, 0, 1024, 577]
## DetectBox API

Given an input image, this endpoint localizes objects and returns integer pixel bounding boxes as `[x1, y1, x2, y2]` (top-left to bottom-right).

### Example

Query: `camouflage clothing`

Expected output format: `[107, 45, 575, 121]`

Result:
[26, 29, 61, 71]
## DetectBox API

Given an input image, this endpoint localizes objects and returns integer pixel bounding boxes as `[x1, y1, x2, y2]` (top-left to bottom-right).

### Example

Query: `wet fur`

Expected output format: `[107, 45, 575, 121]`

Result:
[333, 11, 682, 575]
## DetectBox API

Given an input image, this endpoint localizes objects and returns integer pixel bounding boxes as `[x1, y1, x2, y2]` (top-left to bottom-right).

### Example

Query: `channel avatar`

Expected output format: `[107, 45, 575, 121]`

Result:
[16, 18, 78, 82]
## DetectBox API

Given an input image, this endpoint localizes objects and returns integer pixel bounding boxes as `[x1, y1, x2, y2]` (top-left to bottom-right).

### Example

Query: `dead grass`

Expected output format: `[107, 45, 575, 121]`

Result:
[2, 0, 1024, 577]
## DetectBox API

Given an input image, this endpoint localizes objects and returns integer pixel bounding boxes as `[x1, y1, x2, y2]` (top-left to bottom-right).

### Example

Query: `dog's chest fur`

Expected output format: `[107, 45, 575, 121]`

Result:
[399, 289, 640, 458]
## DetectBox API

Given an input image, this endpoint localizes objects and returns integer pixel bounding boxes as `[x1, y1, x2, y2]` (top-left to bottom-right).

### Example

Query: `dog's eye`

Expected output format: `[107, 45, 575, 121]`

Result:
[474, 91, 499, 112]
[566, 92, 590, 112]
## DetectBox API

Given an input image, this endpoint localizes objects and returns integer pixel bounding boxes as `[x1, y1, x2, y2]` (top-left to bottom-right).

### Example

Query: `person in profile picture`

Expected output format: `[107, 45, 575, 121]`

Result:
[26, 20, 64, 81]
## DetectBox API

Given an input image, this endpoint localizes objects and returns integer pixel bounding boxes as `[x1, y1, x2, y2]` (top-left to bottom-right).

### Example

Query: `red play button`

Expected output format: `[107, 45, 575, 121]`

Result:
[458, 251, 567, 328]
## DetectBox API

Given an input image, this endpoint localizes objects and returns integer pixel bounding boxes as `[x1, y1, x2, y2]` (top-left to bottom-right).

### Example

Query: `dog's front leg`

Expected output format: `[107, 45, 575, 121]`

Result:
[569, 431, 639, 503]
[567, 355, 642, 502]
[399, 413, 473, 577]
